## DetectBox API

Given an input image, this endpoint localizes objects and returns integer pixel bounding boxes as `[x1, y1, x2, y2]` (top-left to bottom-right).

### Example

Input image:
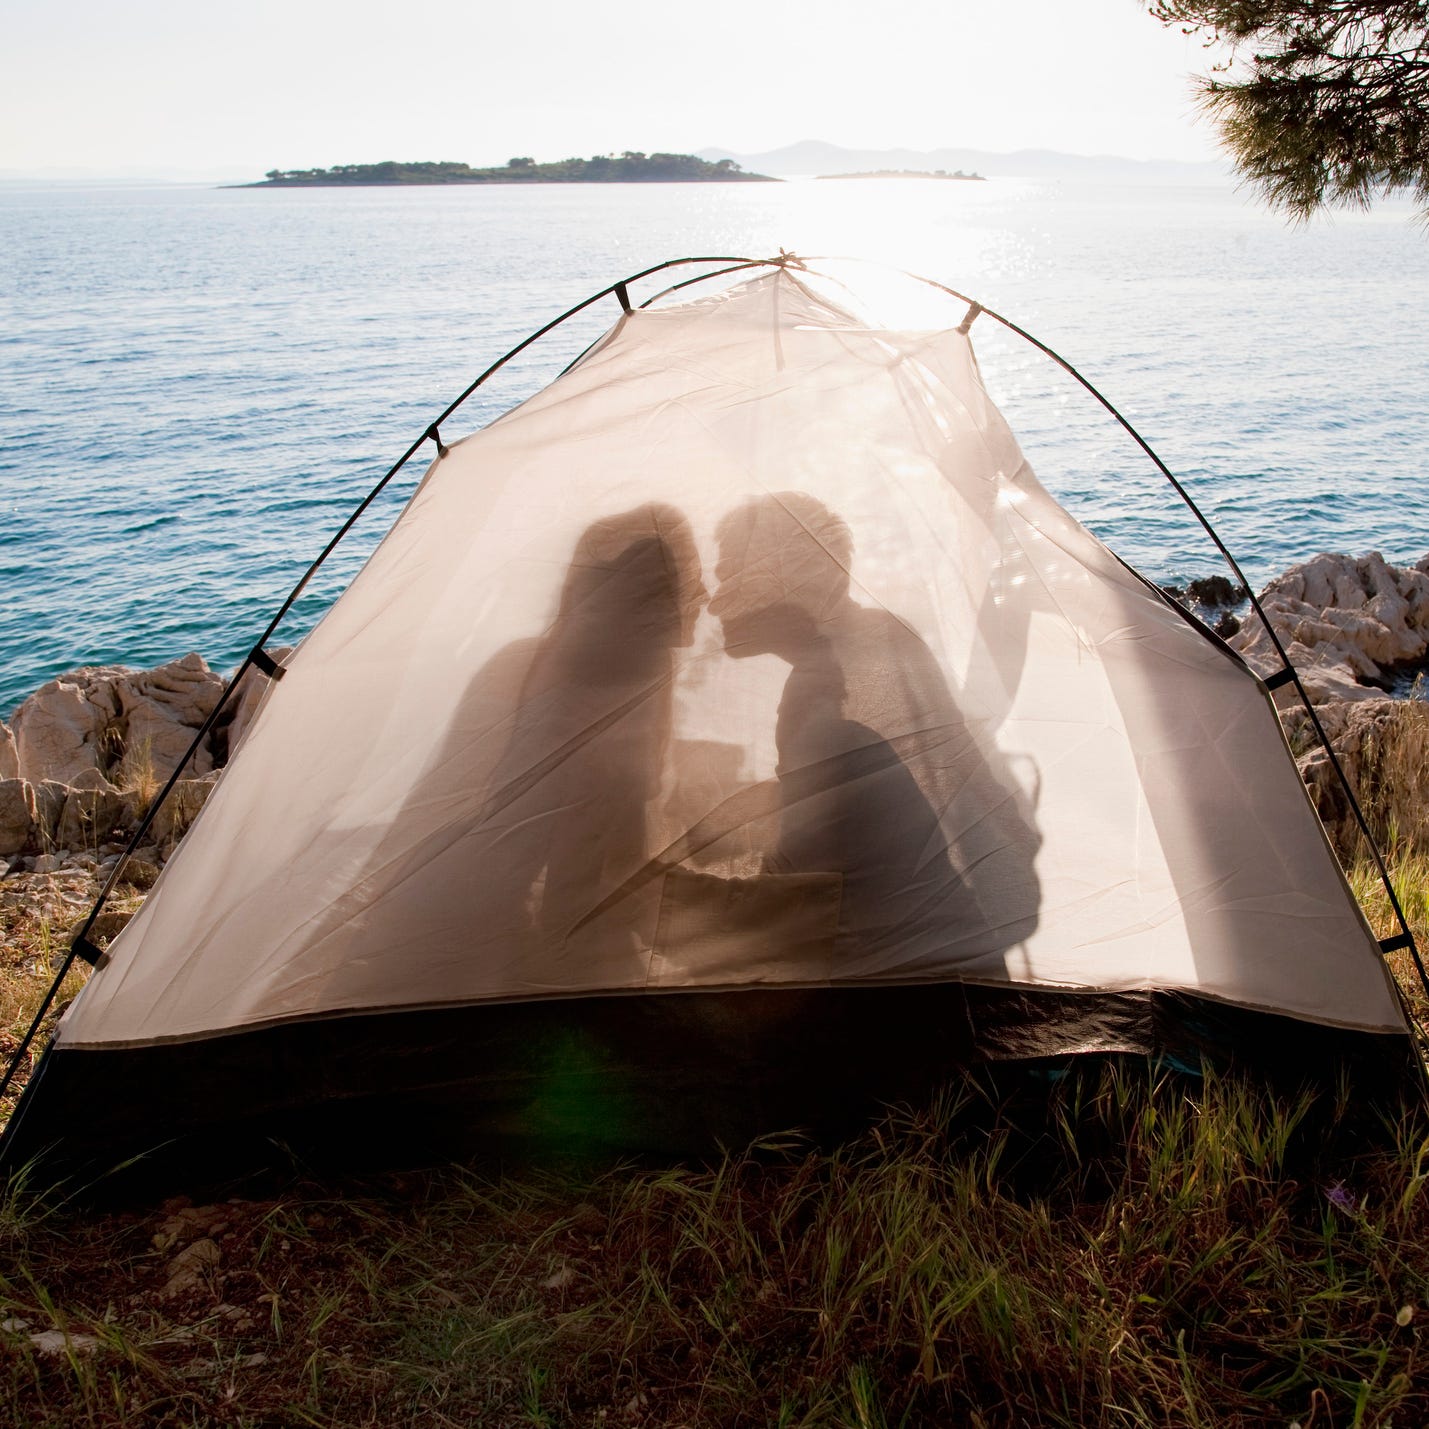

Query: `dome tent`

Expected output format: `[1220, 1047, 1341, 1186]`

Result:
[1, 258, 1418, 1183]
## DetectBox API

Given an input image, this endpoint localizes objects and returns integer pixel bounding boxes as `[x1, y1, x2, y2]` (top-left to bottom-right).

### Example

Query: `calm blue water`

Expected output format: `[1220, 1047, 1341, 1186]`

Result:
[2, 179, 1426, 716]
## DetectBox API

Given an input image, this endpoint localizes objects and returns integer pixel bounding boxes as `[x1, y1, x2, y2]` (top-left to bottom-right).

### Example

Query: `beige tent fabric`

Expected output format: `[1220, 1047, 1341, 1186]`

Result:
[60, 270, 1406, 1048]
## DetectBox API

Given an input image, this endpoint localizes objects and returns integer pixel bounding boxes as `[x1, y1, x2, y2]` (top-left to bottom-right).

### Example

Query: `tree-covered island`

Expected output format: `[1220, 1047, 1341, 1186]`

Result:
[247, 153, 778, 185]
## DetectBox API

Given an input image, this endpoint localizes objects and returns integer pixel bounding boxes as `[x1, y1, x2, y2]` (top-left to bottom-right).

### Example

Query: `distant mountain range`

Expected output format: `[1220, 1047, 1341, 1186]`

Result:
[699, 140, 1229, 184]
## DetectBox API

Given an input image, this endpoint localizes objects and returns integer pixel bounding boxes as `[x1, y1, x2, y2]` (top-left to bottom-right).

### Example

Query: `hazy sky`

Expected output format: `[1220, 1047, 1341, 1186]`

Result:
[3, 0, 1226, 176]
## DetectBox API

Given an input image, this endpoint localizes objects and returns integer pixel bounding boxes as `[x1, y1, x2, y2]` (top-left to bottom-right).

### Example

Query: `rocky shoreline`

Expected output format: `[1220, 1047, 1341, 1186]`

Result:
[1222, 552, 1429, 852]
[0, 648, 288, 879]
[1, 552, 1426, 880]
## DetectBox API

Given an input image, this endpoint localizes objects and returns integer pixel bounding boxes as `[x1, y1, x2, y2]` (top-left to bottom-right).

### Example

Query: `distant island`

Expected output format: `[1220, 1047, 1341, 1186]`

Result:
[246, 154, 779, 186]
[817, 168, 986, 182]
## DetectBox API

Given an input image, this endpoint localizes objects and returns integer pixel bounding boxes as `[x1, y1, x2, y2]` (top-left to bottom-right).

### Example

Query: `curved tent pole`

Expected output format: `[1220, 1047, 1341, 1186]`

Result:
[556, 262, 776, 377]
[0, 254, 783, 1113]
[807, 256, 1429, 999]
[3, 250, 1422, 1119]
[760, 250, 1426, 1005]
[636, 260, 784, 309]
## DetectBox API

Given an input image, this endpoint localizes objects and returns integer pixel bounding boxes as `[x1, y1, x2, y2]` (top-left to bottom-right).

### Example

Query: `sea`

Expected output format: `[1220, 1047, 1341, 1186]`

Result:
[2, 177, 1427, 717]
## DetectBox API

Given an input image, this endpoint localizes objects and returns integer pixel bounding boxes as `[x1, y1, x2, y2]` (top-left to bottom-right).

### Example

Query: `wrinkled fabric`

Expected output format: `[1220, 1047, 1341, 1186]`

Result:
[60, 271, 1406, 1047]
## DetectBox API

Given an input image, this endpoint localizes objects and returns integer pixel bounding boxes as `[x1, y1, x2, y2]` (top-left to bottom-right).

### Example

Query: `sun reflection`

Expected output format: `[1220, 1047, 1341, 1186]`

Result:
[671, 175, 1048, 323]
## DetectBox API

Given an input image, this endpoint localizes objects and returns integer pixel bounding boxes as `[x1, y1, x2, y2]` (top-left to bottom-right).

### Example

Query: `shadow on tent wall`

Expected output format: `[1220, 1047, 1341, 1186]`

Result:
[2, 254, 1424, 1204]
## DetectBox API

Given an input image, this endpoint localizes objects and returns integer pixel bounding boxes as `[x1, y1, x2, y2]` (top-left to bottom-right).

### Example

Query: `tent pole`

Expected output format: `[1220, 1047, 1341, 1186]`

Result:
[0, 254, 781, 1117]
[5, 250, 1419, 1124]
[787, 254, 1428, 1008]
[962, 296, 1429, 1004]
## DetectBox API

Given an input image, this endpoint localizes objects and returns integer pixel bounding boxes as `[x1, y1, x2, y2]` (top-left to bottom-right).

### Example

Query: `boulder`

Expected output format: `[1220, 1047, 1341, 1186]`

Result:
[57, 780, 129, 853]
[9, 655, 226, 792]
[1231, 552, 1429, 702]
[30, 780, 71, 849]
[0, 780, 35, 856]
[1285, 697, 1429, 860]
[0, 723, 16, 781]
[10, 667, 124, 786]
[160, 1236, 222, 1299]
[112, 653, 225, 786]
[149, 772, 220, 849]
[1256, 634, 1374, 707]
[1185, 575, 1248, 608]
[117, 856, 162, 891]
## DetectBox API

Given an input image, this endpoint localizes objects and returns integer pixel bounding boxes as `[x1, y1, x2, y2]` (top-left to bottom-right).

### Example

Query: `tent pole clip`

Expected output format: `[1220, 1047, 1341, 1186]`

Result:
[70, 934, 107, 971]
[613, 282, 632, 313]
[1380, 931, 1415, 955]
[251, 647, 287, 681]
[1264, 667, 1296, 692]
[426, 424, 448, 458]
[957, 302, 983, 334]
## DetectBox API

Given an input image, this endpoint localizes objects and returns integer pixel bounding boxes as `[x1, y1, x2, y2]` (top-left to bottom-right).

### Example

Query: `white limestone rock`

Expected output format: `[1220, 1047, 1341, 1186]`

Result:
[1285, 696, 1427, 855]
[57, 780, 129, 853]
[10, 654, 225, 789]
[10, 668, 123, 786]
[29, 1328, 100, 1358]
[0, 780, 35, 856]
[112, 653, 225, 785]
[160, 1236, 222, 1299]
[149, 771, 220, 848]
[30, 780, 71, 847]
[1230, 552, 1429, 703]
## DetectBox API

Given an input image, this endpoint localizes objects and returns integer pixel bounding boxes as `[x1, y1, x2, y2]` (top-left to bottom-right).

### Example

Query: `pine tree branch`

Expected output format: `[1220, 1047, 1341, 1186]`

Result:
[1151, 1, 1429, 217]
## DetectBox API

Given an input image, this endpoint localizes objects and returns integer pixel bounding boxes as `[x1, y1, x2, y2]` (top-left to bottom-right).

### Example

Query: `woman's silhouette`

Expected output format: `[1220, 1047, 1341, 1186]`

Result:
[302, 503, 706, 1003]
[491, 504, 706, 946]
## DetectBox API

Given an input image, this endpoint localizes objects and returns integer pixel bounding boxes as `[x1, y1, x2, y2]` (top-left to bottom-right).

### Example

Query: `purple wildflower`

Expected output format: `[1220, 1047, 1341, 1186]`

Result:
[1324, 1182, 1359, 1213]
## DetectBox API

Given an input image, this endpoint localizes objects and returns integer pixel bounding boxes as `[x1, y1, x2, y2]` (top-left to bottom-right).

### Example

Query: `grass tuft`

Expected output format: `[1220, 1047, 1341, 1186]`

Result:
[0, 749, 1426, 1423]
[1355, 700, 1429, 862]
[0, 1068, 1426, 1424]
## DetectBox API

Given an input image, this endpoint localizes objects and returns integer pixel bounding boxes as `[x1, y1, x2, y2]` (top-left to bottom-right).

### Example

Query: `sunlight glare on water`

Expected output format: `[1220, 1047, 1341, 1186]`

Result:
[1, 177, 1425, 713]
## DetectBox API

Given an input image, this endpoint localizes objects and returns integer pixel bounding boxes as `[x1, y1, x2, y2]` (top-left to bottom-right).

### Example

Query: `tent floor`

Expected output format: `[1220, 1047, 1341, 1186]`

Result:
[1, 984, 1413, 1196]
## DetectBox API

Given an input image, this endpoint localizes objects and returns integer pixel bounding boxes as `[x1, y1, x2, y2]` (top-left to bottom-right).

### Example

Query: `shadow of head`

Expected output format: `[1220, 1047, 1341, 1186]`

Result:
[559, 503, 707, 649]
[711, 493, 854, 658]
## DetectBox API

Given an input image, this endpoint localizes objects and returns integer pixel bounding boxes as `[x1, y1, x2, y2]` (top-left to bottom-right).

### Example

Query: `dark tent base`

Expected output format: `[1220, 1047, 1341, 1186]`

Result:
[1, 984, 1413, 1197]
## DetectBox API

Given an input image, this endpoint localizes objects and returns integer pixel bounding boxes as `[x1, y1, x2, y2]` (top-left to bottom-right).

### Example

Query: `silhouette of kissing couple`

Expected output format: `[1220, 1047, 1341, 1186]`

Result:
[469, 493, 1041, 978]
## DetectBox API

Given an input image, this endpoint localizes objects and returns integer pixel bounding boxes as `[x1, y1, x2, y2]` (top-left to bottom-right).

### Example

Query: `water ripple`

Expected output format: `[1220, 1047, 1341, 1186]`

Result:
[2, 180, 1426, 714]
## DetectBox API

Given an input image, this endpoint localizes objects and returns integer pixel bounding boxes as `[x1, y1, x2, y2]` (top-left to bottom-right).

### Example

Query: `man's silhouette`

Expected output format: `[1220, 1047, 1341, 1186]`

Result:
[710, 493, 1040, 975]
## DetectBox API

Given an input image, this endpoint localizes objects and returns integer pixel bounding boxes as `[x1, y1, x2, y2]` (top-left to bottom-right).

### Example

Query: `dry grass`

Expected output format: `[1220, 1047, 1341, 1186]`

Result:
[1352, 852, 1429, 1036]
[0, 714, 1428, 1424]
[0, 1070, 1426, 1427]
[1354, 700, 1429, 863]
[0, 870, 140, 1123]
[115, 736, 162, 819]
